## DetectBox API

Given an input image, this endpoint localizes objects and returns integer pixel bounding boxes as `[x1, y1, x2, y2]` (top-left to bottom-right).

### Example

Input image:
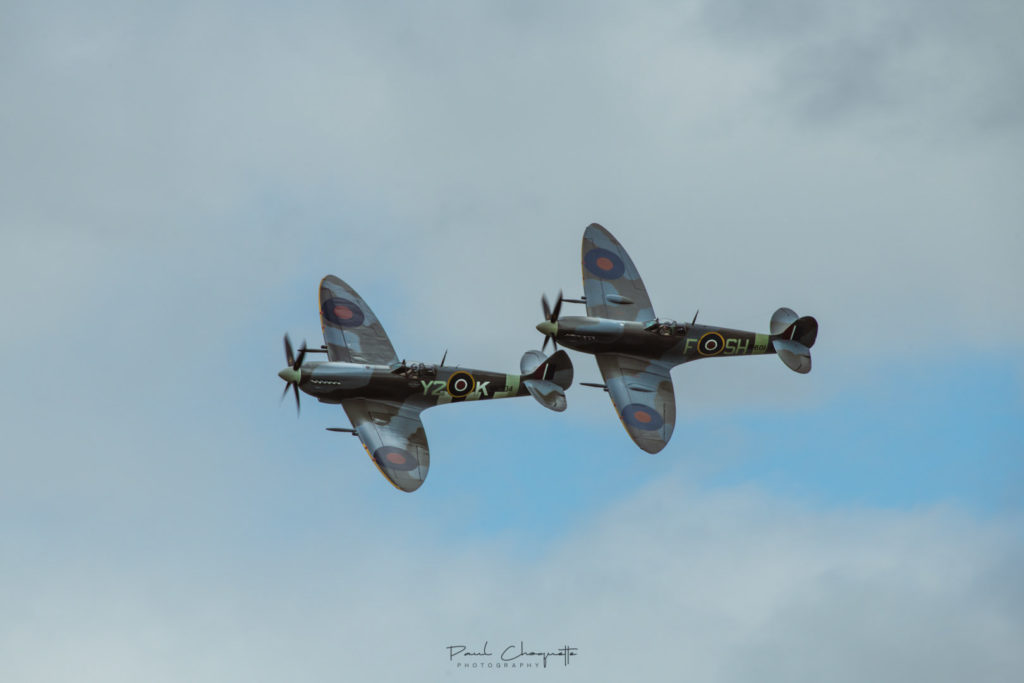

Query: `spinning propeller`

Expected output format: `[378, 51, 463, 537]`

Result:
[279, 333, 307, 415]
[537, 290, 563, 351]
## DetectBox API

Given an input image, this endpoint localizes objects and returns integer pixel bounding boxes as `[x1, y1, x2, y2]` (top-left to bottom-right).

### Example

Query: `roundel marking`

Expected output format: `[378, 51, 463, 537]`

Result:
[698, 331, 725, 356]
[321, 297, 365, 327]
[621, 404, 664, 431]
[446, 371, 476, 398]
[372, 445, 418, 471]
[584, 248, 626, 279]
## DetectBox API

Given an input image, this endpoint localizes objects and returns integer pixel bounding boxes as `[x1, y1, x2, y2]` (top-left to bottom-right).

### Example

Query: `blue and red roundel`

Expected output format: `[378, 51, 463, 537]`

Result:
[621, 403, 664, 431]
[372, 445, 419, 471]
[321, 297, 365, 327]
[584, 248, 626, 279]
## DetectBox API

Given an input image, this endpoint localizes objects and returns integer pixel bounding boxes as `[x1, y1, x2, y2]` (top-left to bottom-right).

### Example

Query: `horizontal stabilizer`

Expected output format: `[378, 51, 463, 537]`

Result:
[520, 349, 546, 375]
[773, 339, 812, 374]
[770, 307, 799, 335]
[523, 379, 567, 412]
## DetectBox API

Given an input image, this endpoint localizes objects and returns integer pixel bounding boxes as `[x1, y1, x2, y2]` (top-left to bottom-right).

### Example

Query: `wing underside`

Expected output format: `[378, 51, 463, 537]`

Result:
[319, 275, 400, 365]
[595, 353, 676, 454]
[342, 398, 429, 492]
[582, 223, 656, 322]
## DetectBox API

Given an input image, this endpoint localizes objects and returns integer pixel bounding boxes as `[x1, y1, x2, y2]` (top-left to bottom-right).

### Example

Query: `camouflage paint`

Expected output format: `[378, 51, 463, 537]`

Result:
[541, 223, 816, 454]
[280, 275, 575, 492]
[552, 318, 778, 365]
[581, 224, 656, 323]
[319, 275, 399, 365]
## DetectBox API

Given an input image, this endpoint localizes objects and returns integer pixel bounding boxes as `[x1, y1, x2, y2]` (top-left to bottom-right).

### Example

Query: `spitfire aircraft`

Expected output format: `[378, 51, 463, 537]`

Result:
[278, 275, 574, 492]
[536, 223, 817, 454]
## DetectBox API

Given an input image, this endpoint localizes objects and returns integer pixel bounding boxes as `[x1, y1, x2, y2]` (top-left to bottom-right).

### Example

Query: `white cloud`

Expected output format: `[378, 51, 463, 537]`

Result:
[2, 477, 1021, 682]
[3, 0, 1021, 382]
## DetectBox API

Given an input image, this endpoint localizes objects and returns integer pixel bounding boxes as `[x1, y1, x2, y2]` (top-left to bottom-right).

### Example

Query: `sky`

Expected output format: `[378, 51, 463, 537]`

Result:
[2, 0, 1022, 680]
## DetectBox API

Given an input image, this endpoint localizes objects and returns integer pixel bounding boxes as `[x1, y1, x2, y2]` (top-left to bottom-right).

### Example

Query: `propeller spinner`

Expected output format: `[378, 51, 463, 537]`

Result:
[537, 291, 563, 352]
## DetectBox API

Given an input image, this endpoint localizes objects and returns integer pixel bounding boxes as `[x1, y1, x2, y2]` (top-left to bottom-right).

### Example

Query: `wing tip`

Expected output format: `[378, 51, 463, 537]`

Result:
[370, 458, 428, 493]
[635, 437, 668, 454]
[352, 417, 429, 493]
[393, 478, 425, 493]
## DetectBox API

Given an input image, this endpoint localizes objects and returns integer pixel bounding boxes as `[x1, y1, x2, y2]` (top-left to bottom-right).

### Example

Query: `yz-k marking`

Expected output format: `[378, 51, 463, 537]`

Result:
[421, 380, 490, 397]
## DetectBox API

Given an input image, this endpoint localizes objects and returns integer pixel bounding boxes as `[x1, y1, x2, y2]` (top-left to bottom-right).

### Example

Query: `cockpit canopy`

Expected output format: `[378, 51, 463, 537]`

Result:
[643, 318, 686, 336]
[390, 361, 438, 379]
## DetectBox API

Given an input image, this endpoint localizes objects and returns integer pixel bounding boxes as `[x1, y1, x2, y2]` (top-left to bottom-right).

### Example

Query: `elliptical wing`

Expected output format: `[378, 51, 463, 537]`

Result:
[319, 275, 399, 365]
[581, 223, 656, 322]
[595, 353, 676, 454]
[342, 398, 429, 492]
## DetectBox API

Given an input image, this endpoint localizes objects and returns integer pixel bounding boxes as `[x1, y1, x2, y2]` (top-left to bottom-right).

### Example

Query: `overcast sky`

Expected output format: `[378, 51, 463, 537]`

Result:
[2, 1, 1022, 681]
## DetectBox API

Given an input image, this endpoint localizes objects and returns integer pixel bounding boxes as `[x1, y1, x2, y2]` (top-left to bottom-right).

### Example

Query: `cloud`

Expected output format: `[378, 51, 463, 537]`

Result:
[4, 0, 1021, 383]
[2, 476, 1021, 681]
[699, 0, 1024, 130]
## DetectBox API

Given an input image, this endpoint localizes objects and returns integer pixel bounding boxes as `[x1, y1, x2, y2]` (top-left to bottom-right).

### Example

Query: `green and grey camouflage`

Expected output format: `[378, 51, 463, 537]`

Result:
[536, 223, 817, 454]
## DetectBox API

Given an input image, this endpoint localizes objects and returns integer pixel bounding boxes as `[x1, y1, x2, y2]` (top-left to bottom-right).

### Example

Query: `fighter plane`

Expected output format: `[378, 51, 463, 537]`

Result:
[278, 275, 574, 492]
[536, 223, 817, 454]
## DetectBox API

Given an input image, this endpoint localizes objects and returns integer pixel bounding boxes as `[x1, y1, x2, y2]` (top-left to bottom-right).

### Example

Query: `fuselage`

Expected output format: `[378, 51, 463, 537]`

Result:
[545, 316, 776, 366]
[281, 360, 529, 407]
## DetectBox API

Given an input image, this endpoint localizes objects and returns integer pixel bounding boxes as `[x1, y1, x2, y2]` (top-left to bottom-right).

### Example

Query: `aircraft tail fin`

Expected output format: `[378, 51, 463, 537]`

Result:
[770, 308, 817, 374]
[524, 349, 573, 388]
[520, 349, 574, 412]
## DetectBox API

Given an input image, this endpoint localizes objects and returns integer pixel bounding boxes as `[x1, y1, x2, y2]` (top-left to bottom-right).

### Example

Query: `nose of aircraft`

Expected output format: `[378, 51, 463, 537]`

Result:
[536, 320, 558, 337]
[278, 367, 300, 383]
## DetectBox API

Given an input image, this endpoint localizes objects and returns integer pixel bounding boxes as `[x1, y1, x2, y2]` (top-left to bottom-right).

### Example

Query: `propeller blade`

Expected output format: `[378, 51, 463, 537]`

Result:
[550, 290, 563, 322]
[293, 340, 307, 371]
[284, 334, 295, 367]
[541, 335, 549, 352]
[541, 293, 551, 321]
[280, 334, 302, 416]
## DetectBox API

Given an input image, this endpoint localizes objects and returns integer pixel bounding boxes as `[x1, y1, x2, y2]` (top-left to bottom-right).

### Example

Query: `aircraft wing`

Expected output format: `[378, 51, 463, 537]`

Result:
[595, 353, 676, 454]
[342, 398, 429, 492]
[319, 275, 400, 365]
[581, 223, 656, 322]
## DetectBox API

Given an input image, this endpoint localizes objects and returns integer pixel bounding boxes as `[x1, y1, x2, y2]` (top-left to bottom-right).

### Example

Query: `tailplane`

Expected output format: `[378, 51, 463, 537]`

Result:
[770, 308, 818, 374]
[520, 349, 574, 411]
